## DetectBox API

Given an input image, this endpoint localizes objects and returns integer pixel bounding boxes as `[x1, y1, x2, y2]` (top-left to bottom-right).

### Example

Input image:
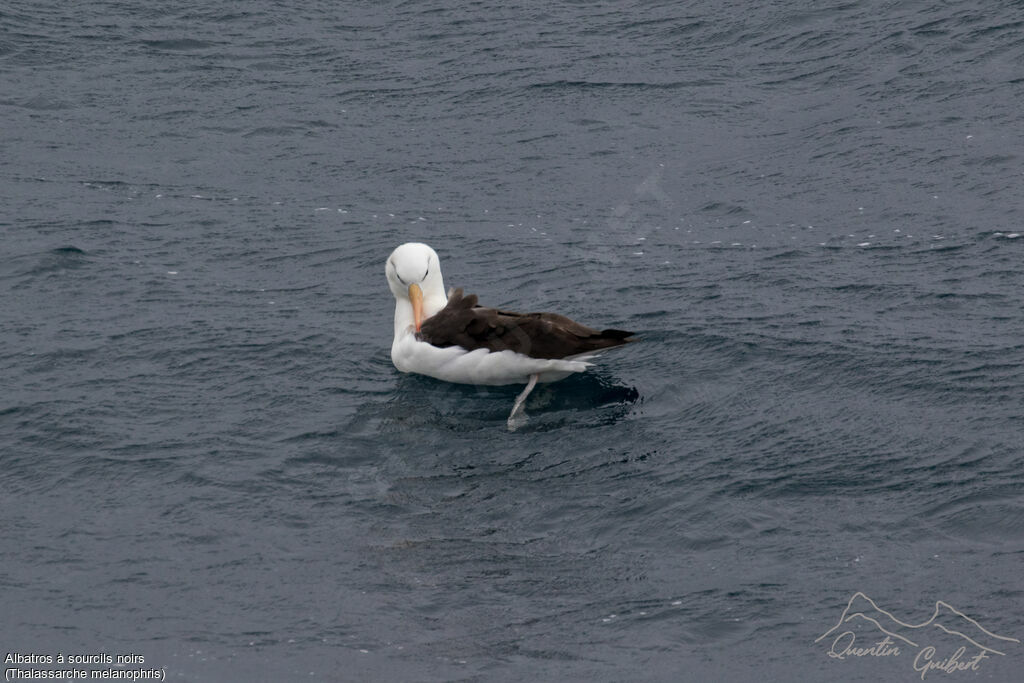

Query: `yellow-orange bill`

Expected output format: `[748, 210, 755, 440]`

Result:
[409, 283, 424, 332]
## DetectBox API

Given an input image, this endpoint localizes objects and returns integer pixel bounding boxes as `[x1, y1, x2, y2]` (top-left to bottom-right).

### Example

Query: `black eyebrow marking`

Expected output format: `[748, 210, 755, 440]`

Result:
[391, 260, 408, 286]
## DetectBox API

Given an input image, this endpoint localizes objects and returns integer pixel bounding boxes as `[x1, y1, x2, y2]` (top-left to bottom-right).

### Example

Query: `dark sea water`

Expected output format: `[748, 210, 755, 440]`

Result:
[3, 1, 1023, 681]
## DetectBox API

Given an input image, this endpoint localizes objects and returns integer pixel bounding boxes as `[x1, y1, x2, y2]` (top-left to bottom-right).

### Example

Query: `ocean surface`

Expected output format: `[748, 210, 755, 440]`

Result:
[3, 1, 1023, 681]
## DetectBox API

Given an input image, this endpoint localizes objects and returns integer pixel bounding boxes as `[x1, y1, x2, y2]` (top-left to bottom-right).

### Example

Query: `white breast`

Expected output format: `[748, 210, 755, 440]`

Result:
[391, 329, 590, 385]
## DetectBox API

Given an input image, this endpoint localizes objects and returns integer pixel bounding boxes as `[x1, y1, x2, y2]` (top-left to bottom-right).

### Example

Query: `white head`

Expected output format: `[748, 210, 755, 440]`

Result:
[386, 242, 448, 334]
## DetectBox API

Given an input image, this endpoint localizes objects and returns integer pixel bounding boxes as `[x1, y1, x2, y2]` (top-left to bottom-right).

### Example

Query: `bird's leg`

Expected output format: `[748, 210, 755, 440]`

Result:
[507, 373, 539, 431]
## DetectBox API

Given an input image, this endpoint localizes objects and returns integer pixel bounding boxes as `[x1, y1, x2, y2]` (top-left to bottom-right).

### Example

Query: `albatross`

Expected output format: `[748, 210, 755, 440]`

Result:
[386, 242, 634, 429]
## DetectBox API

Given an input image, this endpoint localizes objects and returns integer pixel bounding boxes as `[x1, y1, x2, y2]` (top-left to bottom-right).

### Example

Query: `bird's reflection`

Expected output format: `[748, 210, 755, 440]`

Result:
[375, 370, 640, 432]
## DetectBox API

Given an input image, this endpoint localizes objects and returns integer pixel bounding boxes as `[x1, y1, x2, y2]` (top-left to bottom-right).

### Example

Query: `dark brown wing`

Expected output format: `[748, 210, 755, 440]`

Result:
[417, 288, 634, 359]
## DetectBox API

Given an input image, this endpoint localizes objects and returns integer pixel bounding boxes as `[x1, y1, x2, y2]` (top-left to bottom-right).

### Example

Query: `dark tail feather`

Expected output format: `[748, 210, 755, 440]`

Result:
[599, 328, 635, 340]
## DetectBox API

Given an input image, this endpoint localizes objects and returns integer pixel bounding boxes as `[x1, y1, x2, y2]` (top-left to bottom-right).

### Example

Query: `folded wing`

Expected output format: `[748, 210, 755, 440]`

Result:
[417, 288, 634, 359]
